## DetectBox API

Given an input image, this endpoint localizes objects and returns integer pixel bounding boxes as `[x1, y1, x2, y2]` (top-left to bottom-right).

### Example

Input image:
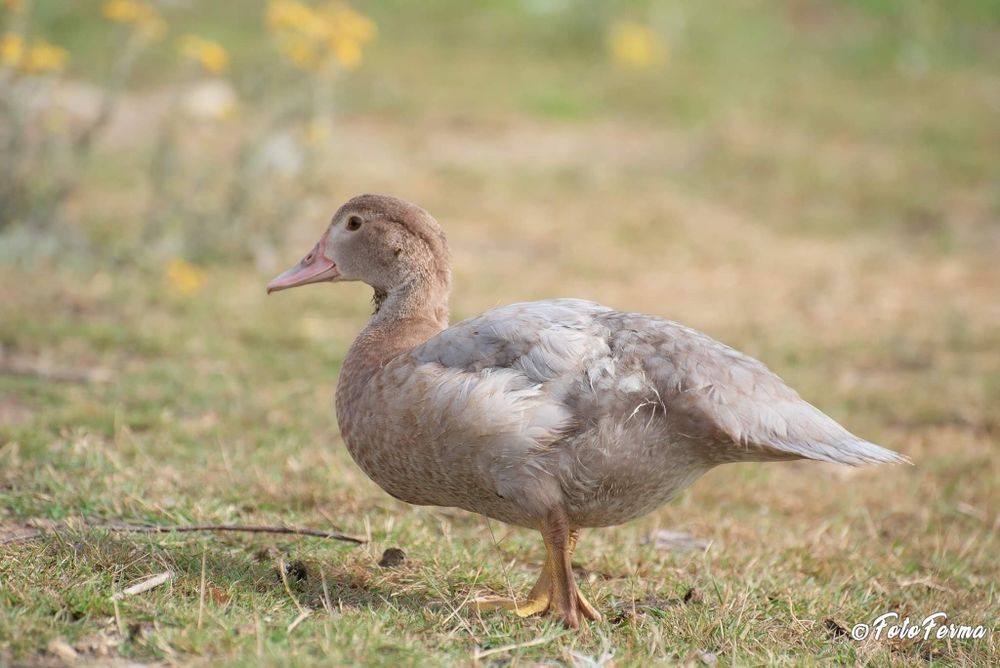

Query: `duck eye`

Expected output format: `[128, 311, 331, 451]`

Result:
[346, 215, 363, 231]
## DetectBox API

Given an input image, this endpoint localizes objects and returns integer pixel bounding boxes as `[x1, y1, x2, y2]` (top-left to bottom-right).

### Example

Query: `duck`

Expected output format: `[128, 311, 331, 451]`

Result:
[266, 194, 907, 629]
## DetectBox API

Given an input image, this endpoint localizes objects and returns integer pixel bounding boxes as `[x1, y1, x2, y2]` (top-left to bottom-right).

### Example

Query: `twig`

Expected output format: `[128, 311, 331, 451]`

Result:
[0, 356, 112, 384]
[2, 522, 365, 545]
[484, 518, 517, 604]
[100, 523, 365, 544]
[319, 569, 335, 618]
[0, 529, 41, 545]
[316, 506, 344, 533]
[112, 589, 126, 639]
[277, 557, 307, 615]
[113, 571, 174, 600]
[472, 633, 564, 660]
[197, 549, 207, 629]
[287, 608, 312, 635]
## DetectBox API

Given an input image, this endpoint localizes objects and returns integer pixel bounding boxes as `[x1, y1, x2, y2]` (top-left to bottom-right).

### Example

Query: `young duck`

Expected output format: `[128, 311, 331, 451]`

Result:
[267, 194, 907, 629]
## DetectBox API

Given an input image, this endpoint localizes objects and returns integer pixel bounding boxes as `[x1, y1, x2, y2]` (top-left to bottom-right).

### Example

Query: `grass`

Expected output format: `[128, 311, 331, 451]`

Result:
[2, 0, 999, 665]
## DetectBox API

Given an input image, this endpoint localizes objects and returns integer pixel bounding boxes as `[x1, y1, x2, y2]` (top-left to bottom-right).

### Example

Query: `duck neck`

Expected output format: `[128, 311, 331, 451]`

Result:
[340, 275, 450, 387]
[370, 274, 449, 330]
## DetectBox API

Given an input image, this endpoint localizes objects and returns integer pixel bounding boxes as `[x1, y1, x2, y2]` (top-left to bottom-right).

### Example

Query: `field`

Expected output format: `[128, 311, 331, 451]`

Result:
[1, 1, 998, 665]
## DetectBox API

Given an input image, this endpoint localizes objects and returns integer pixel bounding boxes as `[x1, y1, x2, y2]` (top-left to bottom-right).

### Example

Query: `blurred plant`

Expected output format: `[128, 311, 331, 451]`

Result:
[142, 33, 237, 249]
[164, 257, 205, 295]
[1, 0, 377, 268]
[264, 0, 376, 160]
[607, 20, 666, 70]
[102, 0, 166, 40]
[23, 39, 68, 73]
[0, 32, 16, 61]
[0, 0, 162, 259]
[1, 33, 67, 73]
[267, 0, 376, 71]
[178, 34, 228, 74]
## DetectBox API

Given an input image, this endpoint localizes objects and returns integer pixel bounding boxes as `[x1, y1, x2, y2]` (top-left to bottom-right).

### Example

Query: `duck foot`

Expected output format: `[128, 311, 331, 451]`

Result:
[470, 512, 602, 628]
[470, 557, 552, 617]
[470, 593, 551, 617]
[469, 571, 600, 624]
[575, 588, 602, 622]
[470, 588, 599, 622]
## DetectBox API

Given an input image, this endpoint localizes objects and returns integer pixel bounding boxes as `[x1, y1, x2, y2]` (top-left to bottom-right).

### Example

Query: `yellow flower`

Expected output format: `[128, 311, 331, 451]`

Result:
[283, 39, 318, 68]
[102, 0, 165, 40]
[306, 118, 331, 145]
[321, 2, 375, 68]
[165, 259, 205, 296]
[322, 2, 376, 44]
[1, 34, 69, 74]
[24, 40, 68, 73]
[103, 0, 139, 21]
[266, 0, 375, 71]
[3, 0, 26, 11]
[333, 39, 360, 69]
[0, 33, 24, 67]
[607, 20, 666, 70]
[267, 0, 316, 33]
[179, 34, 228, 74]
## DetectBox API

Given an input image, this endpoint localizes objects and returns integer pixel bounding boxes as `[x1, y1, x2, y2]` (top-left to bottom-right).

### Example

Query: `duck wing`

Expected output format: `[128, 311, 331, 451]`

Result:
[594, 310, 909, 465]
[410, 299, 906, 467]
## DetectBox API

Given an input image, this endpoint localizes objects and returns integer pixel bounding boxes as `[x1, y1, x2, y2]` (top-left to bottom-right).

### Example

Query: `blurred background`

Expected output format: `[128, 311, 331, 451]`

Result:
[1, 0, 998, 664]
[3, 0, 998, 267]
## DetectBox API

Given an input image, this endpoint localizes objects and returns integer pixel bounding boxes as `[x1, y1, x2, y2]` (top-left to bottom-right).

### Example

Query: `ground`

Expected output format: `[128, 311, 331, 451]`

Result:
[1, 1, 998, 666]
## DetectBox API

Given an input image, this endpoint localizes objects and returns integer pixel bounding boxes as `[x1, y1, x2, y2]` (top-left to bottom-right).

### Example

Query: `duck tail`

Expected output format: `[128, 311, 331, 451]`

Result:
[741, 400, 912, 466]
[780, 434, 911, 466]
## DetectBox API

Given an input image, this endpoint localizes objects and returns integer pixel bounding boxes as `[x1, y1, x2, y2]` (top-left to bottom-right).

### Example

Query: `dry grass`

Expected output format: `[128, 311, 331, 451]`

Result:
[2, 116, 998, 666]
[2, 1, 999, 665]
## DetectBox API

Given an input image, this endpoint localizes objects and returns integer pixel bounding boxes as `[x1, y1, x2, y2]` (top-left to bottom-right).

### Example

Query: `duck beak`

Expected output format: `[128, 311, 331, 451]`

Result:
[266, 240, 340, 294]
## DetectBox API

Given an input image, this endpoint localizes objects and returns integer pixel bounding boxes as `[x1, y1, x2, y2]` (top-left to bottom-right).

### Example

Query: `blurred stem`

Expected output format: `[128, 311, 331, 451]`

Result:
[0, 0, 31, 34]
[305, 62, 338, 175]
[71, 30, 144, 158]
[0, 1, 32, 230]
[142, 84, 184, 244]
[41, 29, 146, 230]
[222, 115, 280, 240]
[221, 97, 309, 251]
[0, 83, 28, 230]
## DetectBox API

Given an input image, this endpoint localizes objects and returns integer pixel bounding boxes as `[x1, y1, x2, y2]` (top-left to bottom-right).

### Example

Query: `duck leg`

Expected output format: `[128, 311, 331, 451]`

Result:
[566, 529, 602, 623]
[470, 509, 601, 627]
[544, 511, 604, 628]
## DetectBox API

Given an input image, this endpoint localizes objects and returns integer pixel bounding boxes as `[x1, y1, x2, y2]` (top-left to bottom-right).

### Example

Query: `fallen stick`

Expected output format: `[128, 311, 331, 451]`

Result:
[0, 356, 112, 384]
[109, 523, 365, 543]
[287, 608, 312, 634]
[2, 522, 366, 545]
[472, 634, 564, 660]
[114, 571, 174, 600]
[102, 523, 366, 544]
[0, 530, 42, 546]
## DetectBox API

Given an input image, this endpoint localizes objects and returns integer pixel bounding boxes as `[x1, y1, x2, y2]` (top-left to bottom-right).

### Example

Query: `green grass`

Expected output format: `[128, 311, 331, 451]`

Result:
[2, 239, 997, 666]
[2, 0, 999, 665]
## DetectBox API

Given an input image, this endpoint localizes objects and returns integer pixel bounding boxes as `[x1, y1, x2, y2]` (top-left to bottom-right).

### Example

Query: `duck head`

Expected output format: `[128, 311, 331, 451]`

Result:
[267, 194, 451, 320]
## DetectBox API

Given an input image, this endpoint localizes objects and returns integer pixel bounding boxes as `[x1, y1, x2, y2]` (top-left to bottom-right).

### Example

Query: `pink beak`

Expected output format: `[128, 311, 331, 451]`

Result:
[266, 237, 340, 294]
